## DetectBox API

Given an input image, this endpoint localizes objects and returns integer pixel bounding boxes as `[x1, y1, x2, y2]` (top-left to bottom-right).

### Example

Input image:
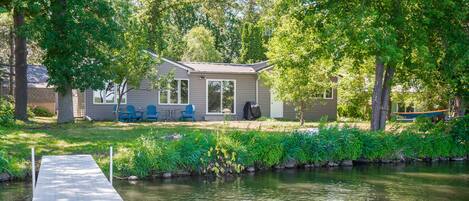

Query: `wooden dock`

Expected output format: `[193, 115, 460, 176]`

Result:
[33, 155, 123, 201]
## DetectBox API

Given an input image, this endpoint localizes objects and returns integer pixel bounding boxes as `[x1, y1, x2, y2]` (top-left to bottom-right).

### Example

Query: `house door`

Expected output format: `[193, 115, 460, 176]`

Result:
[270, 90, 283, 118]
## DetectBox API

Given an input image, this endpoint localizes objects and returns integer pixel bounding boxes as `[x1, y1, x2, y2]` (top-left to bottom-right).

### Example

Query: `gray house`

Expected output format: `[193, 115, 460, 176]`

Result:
[84, 57, 337, 121]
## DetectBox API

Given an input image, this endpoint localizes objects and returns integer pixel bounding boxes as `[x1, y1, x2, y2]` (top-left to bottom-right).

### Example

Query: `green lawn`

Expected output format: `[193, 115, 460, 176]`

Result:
[1, 118, 209, 160]
[0, 117, 411, 159]
[0, 117, 416, 178]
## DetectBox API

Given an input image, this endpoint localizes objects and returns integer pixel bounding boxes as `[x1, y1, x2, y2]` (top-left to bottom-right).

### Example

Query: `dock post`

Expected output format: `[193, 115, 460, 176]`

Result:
[110, 146, 113, 185]
[31, 147, 35, 195]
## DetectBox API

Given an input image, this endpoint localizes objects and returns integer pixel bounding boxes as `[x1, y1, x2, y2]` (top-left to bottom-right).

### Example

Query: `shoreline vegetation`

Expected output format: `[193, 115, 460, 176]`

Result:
[0, 116, 467, 182]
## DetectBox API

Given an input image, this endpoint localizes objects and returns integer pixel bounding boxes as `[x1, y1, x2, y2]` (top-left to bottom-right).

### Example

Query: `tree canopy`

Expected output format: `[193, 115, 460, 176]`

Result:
[30, 0, 122, 123]
[263, 16, 335, 125]
[182, 26, 222, 62]
[239, 22, 266, 63]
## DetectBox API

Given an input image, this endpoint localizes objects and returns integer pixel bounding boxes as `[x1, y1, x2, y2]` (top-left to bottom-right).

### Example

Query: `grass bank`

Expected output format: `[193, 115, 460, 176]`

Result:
[113, 116, 468, 179]
[0, 116, 467, 181]
[0, 118, 289, 180]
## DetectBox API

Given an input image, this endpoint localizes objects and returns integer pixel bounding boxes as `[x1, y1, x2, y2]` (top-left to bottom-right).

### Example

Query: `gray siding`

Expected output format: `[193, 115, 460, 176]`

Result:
[85, 62, 189, 120]
[257, 79, 271, 117]
[84, 61, 337, 121]
[258, 78, 337, 121]
[282, 96, 337, 121]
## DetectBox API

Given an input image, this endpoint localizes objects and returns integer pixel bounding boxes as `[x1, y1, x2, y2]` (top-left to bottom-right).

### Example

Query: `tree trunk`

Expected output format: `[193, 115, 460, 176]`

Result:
[453, 96, 466, 117]
[13, 9, 28, 121]
[370, 56, 385, 131]
[115, 88, 123, 122]
[57, 86, 74, 123]
[299, 101, 305, 126]
[0, 77, 3, 98]
[8, 25, 14, 96]
[379, 66, 395, 130]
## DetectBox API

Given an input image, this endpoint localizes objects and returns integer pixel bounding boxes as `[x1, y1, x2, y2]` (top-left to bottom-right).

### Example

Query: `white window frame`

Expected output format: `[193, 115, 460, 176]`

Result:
[158, 79, 190, 105]
[206, 79, 236, 115]
[323, 88, 333, 99]
[92, 83, 127, 105]
[396, 103, 415, 113]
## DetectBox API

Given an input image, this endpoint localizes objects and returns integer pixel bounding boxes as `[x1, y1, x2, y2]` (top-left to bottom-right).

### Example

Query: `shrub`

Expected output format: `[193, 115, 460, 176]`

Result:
[281, 133, 310, 163]
[113, 148, 136, 177]
[0, 150, 28, 178]
[112, 118, 468, 177]
[131, 136, 158, 177]
[448, 115, 469, 156]
[201, 133, 244, 176]
[232, 131, 283, 167]
[0, 99, 15, 127]
[359, 131, 399, 160]
[317, 126, 362, 161]
[32, 106, 54, 117]
[176, 131, 215, 171]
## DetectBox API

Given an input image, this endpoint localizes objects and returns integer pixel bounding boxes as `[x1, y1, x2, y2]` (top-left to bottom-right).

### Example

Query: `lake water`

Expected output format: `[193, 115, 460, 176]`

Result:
[1, 162, 468, 201]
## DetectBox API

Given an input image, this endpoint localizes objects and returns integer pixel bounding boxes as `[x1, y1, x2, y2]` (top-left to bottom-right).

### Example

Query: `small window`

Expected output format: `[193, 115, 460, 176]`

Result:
[93, 82, 127, 104]
[324, 88, 333, 99]
[159, 79, 189, 105]
[397, 103, 406, 112]
[406, 104, 415, 112]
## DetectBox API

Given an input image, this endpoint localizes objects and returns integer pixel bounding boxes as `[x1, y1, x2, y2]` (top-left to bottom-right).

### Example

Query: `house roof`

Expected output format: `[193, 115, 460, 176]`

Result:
[27, 65, 50, 88]
[1, 64, 50, 88]
[179, 62, 259, 74]
[148, 51, 271, 74]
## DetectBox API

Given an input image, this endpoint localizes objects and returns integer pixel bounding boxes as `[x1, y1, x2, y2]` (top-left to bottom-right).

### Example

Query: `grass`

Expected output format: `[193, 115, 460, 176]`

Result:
[0, 117, 292, 178]
[0, 117, 418, 179]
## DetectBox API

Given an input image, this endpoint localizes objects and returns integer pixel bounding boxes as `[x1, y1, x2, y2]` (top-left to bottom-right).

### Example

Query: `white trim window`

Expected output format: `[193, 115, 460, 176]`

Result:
[159, 79, 189, 105]
[93, 82, 127, 104]
[324, 88, 333, 99]
[206, 79, 236, 114]
[313, 88, 334, 99]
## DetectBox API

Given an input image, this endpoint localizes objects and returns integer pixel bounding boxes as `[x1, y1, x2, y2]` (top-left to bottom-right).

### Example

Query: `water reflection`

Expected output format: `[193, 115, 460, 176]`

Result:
[1, 162, 468, 201]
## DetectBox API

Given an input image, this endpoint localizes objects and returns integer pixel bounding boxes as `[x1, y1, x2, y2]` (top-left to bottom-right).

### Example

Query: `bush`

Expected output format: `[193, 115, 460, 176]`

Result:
[447, 115, 469, 155]
[0, 99, 15, 127]
[281, 133, 310, 163]
[113, 118, 468, 177]
[317, 126, 362, 161]
[175, 132, 214, 171]
[359, 131, 399, 160]
[232, 131, 283, 168]
[201, 133, 244, 176]
[0, 150, 28, 178]
[32, 106, 54, 117]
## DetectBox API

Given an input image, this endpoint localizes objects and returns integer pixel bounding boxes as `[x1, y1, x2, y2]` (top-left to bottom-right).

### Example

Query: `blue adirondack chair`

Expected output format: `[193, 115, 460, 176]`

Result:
[113, 105, 128, 122]
[180, 104, 196, 121]
[126, 105, 143, 121]
[146, 105, 159, 121]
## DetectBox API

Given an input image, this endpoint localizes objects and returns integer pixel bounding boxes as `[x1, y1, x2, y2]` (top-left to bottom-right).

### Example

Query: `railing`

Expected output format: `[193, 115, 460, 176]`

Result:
[30, 146, 115, 195]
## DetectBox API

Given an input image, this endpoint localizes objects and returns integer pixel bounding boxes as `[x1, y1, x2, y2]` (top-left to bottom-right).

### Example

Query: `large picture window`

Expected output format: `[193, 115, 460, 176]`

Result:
[93, 82, 127, 104]
[207, 80, 235, 114]
[159, 79, 189, 105]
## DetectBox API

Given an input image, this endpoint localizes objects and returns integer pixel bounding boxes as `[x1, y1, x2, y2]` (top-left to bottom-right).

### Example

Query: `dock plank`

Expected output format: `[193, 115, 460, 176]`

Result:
[33, 155, 122, 201]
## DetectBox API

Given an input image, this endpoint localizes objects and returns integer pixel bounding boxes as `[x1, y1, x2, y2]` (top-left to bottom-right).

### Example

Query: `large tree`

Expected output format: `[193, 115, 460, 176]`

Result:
[239, 22, 266, 63]
[308, 0, 435, 130]
[108, 1, 171, 121]
[420, 0, 469, 117]
[31, 0, 121, 123]
[0, 1, 30, 120]
[142, 0, 244, 62]
[182, 26, 222, 62]
[263, 16, 334, 125]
